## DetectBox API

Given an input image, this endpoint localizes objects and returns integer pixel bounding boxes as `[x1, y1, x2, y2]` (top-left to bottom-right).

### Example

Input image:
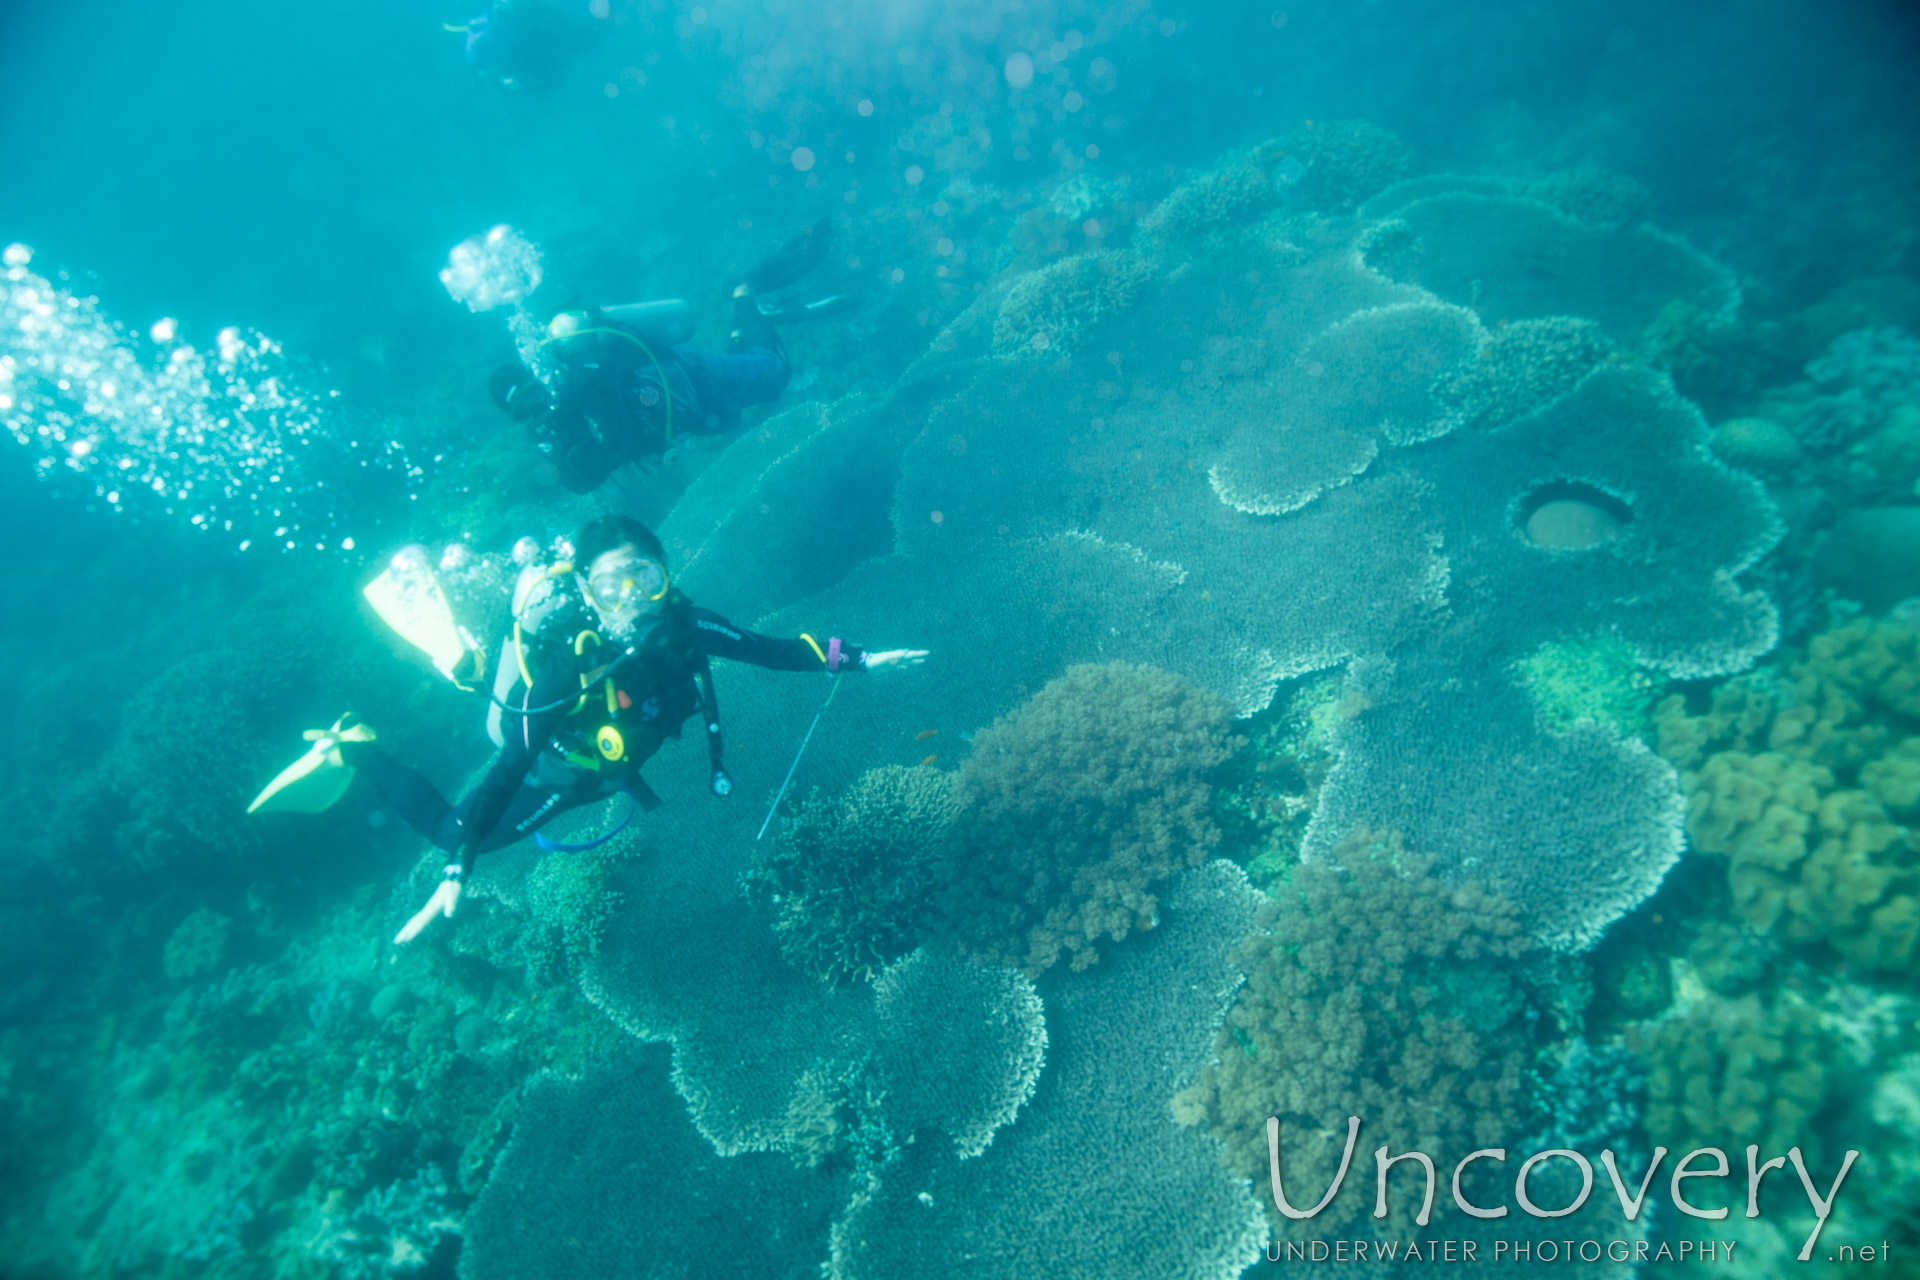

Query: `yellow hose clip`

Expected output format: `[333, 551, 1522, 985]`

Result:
[570, 630, 603, 715]
[596, 724, 627, 762]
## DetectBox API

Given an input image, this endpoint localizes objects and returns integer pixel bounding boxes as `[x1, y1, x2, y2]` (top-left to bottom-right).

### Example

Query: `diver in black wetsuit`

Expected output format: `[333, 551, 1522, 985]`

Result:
[453, 0, 595, 93]
[334, 515, 924, 942]
[488, 220, 850, 493]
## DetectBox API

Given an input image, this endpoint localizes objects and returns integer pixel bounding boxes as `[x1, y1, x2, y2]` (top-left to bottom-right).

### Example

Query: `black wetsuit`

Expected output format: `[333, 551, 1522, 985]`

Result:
[351, 593, 860, 871]
[532, 328, 790, 493]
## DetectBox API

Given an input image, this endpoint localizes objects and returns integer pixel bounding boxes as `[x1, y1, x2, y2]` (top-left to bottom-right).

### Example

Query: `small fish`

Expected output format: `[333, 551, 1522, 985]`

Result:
[919, 754, 939, 767]
[914, 729, 939, 741]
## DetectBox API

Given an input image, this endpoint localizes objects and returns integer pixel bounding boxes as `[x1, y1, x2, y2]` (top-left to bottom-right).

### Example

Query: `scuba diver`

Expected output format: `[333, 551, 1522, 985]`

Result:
[488, 219, 853, 493]
[248, 515, 927, 943]
[451, 0, 595, 94]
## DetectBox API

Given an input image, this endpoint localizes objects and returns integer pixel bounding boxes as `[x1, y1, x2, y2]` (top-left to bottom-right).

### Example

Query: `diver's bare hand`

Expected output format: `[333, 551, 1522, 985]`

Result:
[863, 649, 929, 669]
[395, 872, 463, 944]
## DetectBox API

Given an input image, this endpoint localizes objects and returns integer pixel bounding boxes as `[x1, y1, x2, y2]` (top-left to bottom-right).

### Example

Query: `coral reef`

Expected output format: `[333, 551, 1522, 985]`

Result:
[1276, 120, 1416, 213]
[1815, 507, 1920, 612]
[1361, 188, 1739, 343]
[1306, 646, 1688, 953]
[1630, 987, 1849, 1168]
[828, 863, 1267, 1280]
[1211, 300, 1481, 514]
[1515, 633, 1662, 737]
[1711, 415, 1804, 473]
[163, 908, 234, 982]
[1186, 831, 1543, 1236]
[311, 1165, 460, 1279]
[524, 839, 629, 967]
[1656, 617, 1920, 970]
[1140, 152, 1282, 239]
[990, 249, 1154, 357]
[1523, 168, 1654, 229]
[463, 1046, 842, 1280]
[931, 662, 1236, 974]
[1431, 315, 1614, 431]
[746, 764, 960, 985]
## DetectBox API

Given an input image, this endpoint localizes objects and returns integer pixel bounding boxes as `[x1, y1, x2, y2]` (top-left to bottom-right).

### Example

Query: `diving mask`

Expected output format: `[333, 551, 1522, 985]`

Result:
[585, 556, 669, 616]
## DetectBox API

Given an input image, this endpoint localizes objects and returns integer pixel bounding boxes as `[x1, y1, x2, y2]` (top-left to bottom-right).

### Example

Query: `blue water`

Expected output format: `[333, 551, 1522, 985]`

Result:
[3, 1, 1918, 1276]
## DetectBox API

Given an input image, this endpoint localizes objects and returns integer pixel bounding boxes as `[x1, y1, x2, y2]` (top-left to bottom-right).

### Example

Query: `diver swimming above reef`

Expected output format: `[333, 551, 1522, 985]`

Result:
[489, 219, 852, 492]
[248, 515, 925, 942]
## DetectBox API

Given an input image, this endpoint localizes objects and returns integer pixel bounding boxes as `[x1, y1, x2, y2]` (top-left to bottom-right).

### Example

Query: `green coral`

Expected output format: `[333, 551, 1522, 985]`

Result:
[991, 249, 1154, 357]
[1516, 633, 1661, 736]
[163, 909, 234, 982]
[1183, 831, 1541, 1235]
[931, 662, 1236, 974]
[745, 764, 960, 985]
[1630, 989, 1847, 1166]
[1656, 618, 1920, 970]
[1433, 315, 1615, 430]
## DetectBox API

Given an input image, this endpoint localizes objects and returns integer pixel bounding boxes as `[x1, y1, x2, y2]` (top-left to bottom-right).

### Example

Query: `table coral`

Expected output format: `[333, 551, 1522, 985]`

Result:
[1523, 168, 1655, 229]
[828, 863, 1266, 1280]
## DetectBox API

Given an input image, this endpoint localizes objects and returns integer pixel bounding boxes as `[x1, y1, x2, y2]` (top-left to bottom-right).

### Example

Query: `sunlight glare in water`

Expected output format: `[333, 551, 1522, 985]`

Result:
[0, 247, 408, 552]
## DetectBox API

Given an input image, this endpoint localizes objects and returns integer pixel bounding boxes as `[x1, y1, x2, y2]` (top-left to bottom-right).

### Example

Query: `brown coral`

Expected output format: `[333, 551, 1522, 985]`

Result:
[1183, 831, 1539, 1235]
[928, 662, 1235, 974]
[1656, 618, 1920, 970]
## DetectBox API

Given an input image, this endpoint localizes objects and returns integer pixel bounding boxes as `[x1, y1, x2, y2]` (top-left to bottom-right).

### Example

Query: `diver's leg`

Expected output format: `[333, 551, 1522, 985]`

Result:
[448, 780, 607, 856]
[671, 344, 791, 426]
[341, 744, 457, 845]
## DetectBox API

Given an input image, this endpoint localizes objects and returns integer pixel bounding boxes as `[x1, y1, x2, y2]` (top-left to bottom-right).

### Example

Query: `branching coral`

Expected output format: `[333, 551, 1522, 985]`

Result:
[1275, 120, 1416, 213]
[991, 249, 1155, 357]
[1185, 831, 1541, 1237]
[745, 765, 960, 985]
[1431, 315, 1614, 431]
[929, 662, 1236, 974]
[1140, 155, 1280, 239]
[525, 843, 628, 967]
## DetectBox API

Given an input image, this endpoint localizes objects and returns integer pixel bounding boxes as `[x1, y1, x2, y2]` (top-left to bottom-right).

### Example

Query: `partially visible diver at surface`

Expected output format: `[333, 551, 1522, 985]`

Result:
[488, 218, 854, 493]
[248, 515, 927, 943]
[449, 0, 595, 93]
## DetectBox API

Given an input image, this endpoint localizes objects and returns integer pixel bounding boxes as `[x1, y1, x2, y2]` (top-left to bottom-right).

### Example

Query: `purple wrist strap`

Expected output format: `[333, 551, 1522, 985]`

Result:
[826, 637, 846, 673]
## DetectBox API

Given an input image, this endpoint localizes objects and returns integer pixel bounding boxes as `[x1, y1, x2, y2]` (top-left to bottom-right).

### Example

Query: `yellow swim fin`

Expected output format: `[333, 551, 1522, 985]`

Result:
[246, 717, 377, 815]
[362, 546, 487, 689]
